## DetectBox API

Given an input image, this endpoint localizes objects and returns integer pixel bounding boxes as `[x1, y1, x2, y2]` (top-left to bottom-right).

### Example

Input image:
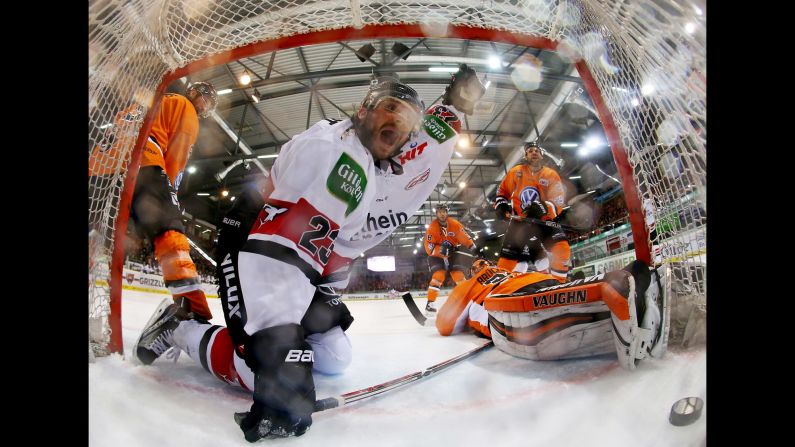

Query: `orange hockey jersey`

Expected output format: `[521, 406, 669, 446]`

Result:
[424, 217, 475, 258]
[89, 94, 199, 188]
[496, 164, 566, 220]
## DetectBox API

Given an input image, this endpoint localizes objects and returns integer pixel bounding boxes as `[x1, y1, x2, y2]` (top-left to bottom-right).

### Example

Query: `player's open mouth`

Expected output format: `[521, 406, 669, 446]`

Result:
[379, 127, 399, 146]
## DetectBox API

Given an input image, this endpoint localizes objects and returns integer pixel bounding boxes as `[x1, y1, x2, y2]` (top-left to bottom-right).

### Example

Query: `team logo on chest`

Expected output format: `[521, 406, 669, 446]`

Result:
[427, 105, 461, 132]
[519, 187, 540, 208]
[259, 204, 288, 226]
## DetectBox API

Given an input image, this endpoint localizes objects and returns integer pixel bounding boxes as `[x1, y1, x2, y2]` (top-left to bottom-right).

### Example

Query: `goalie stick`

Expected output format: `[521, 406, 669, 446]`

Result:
[313, 340, 494, 412]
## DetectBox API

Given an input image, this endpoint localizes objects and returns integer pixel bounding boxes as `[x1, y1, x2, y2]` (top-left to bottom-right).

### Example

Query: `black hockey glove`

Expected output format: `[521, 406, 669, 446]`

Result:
[235, 401, 311, 441]
[301, 286, 354, 335]
[237, 324, 315, 442]
[495, 202, 512, 221]
[442, 64, 485, 115]
[439, 240, 455, 257]
[523, 201, 547, 219]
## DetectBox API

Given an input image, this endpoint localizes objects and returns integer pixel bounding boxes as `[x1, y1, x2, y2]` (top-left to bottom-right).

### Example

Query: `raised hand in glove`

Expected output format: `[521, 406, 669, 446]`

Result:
[523, 201, 548, 219]
[442, 64, 486, 115]
[439, 240, 455, 257]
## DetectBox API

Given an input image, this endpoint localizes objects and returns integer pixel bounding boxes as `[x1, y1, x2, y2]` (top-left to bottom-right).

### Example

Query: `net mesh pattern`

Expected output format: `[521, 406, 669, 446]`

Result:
[88, 0, 706, 354]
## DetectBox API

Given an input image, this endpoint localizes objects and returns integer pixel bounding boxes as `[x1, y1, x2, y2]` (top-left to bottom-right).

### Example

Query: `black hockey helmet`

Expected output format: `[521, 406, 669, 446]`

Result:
[436, 203, 449, 212]
[362, 79, 424, 116]
[186, 81, 218, 118]
[524, 140, 543, 152]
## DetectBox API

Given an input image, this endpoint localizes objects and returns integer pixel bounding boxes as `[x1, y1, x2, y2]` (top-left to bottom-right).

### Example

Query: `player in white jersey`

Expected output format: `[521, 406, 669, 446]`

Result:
[135, 67, 485, 441]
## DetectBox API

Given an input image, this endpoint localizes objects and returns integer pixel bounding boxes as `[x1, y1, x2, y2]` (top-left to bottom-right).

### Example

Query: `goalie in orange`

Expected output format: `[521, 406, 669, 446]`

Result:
[436, 258, 669, 370]
[89, 82, 219, 339]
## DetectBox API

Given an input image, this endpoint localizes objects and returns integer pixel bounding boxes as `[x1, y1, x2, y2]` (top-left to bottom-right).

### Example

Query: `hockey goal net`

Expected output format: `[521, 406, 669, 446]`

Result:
[89, 0, 706, 357]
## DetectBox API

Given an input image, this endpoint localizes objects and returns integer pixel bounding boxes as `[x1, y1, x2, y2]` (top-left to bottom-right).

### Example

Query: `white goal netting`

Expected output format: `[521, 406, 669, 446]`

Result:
[89, 0, 706, 355]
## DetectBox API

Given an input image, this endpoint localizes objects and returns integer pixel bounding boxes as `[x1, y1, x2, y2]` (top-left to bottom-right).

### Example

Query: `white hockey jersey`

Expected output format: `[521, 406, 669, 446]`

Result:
[246, 118, 376, 277]
[325, 104, 464, 286]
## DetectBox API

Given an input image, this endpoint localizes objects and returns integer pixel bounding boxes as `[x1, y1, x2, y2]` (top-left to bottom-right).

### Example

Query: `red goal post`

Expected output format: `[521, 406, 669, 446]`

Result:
[89, 0, 706, 356]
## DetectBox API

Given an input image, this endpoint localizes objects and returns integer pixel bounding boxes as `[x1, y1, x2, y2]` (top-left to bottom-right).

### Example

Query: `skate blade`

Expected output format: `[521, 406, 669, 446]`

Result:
[132, 298, 174, 364]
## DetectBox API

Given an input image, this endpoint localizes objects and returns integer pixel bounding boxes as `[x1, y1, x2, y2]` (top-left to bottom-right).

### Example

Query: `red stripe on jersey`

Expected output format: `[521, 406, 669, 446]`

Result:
[208, 328, 247, 389]
[249, 198, 351, 272]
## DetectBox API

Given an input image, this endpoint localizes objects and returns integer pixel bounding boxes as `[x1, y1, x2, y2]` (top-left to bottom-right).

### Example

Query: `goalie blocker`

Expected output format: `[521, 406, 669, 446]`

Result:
[484, 260, 670, 370]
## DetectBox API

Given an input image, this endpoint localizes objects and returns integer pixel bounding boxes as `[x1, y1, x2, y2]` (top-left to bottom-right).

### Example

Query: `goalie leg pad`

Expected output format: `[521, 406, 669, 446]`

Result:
[602, 260, 664, 370]
[485, 280, 613, 360]
[487, 304, 614, 361]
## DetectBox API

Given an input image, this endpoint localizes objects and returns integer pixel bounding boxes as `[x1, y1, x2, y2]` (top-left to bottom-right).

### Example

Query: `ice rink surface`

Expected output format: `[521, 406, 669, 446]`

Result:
[89, 290, 706, 446]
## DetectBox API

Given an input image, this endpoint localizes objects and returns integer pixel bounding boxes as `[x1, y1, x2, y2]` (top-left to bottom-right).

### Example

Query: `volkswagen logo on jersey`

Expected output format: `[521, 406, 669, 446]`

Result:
[519, 187, 540, 209]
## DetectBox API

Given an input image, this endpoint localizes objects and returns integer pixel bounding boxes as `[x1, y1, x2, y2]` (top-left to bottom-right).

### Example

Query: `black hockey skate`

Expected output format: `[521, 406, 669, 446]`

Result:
[134, 297, 191, 365]
[424, 301, 438, 317]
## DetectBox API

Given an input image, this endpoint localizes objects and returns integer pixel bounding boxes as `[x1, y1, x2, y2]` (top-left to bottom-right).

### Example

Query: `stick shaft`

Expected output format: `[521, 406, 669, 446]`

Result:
[313, 340, 494, 412]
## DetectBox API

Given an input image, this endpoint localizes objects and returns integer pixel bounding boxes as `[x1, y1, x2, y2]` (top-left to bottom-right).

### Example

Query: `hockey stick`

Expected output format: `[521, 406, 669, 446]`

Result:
[401, 292, 431, 326]
[508, 214, 584, 232]
[313, 340, 494, 412]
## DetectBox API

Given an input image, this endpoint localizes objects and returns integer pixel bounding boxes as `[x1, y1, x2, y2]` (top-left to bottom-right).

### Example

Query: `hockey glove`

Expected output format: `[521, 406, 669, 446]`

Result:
[442, 64, 485, 115]
[495, 202, 512, 221]
[439, 240, 455, 258]
[523, 201, 547, 219]
[301, 286, 354, 335]
[238, 324, 315, 442]
[235, 402, 311, 441]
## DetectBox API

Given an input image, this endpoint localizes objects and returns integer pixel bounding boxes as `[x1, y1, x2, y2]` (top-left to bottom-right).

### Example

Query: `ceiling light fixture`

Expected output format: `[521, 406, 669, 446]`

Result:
[391, 42, 411, 60]
[355, 43, 376, 62]
[239, 70, 252, 86]
[428, 66, 459, 72]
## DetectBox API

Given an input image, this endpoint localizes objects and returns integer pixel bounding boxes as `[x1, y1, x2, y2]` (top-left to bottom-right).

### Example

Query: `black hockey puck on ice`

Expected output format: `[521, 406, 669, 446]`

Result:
[669, 397, 704, 426]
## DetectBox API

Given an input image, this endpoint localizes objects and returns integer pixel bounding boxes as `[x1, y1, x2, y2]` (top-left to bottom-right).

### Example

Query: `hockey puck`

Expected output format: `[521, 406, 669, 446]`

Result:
[669, 397, 704, 426]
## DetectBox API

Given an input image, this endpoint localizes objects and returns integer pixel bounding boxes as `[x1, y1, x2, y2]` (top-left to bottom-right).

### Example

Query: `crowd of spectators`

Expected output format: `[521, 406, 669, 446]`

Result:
[345, 270, 437, 293]
[596, 194, 629, 229]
